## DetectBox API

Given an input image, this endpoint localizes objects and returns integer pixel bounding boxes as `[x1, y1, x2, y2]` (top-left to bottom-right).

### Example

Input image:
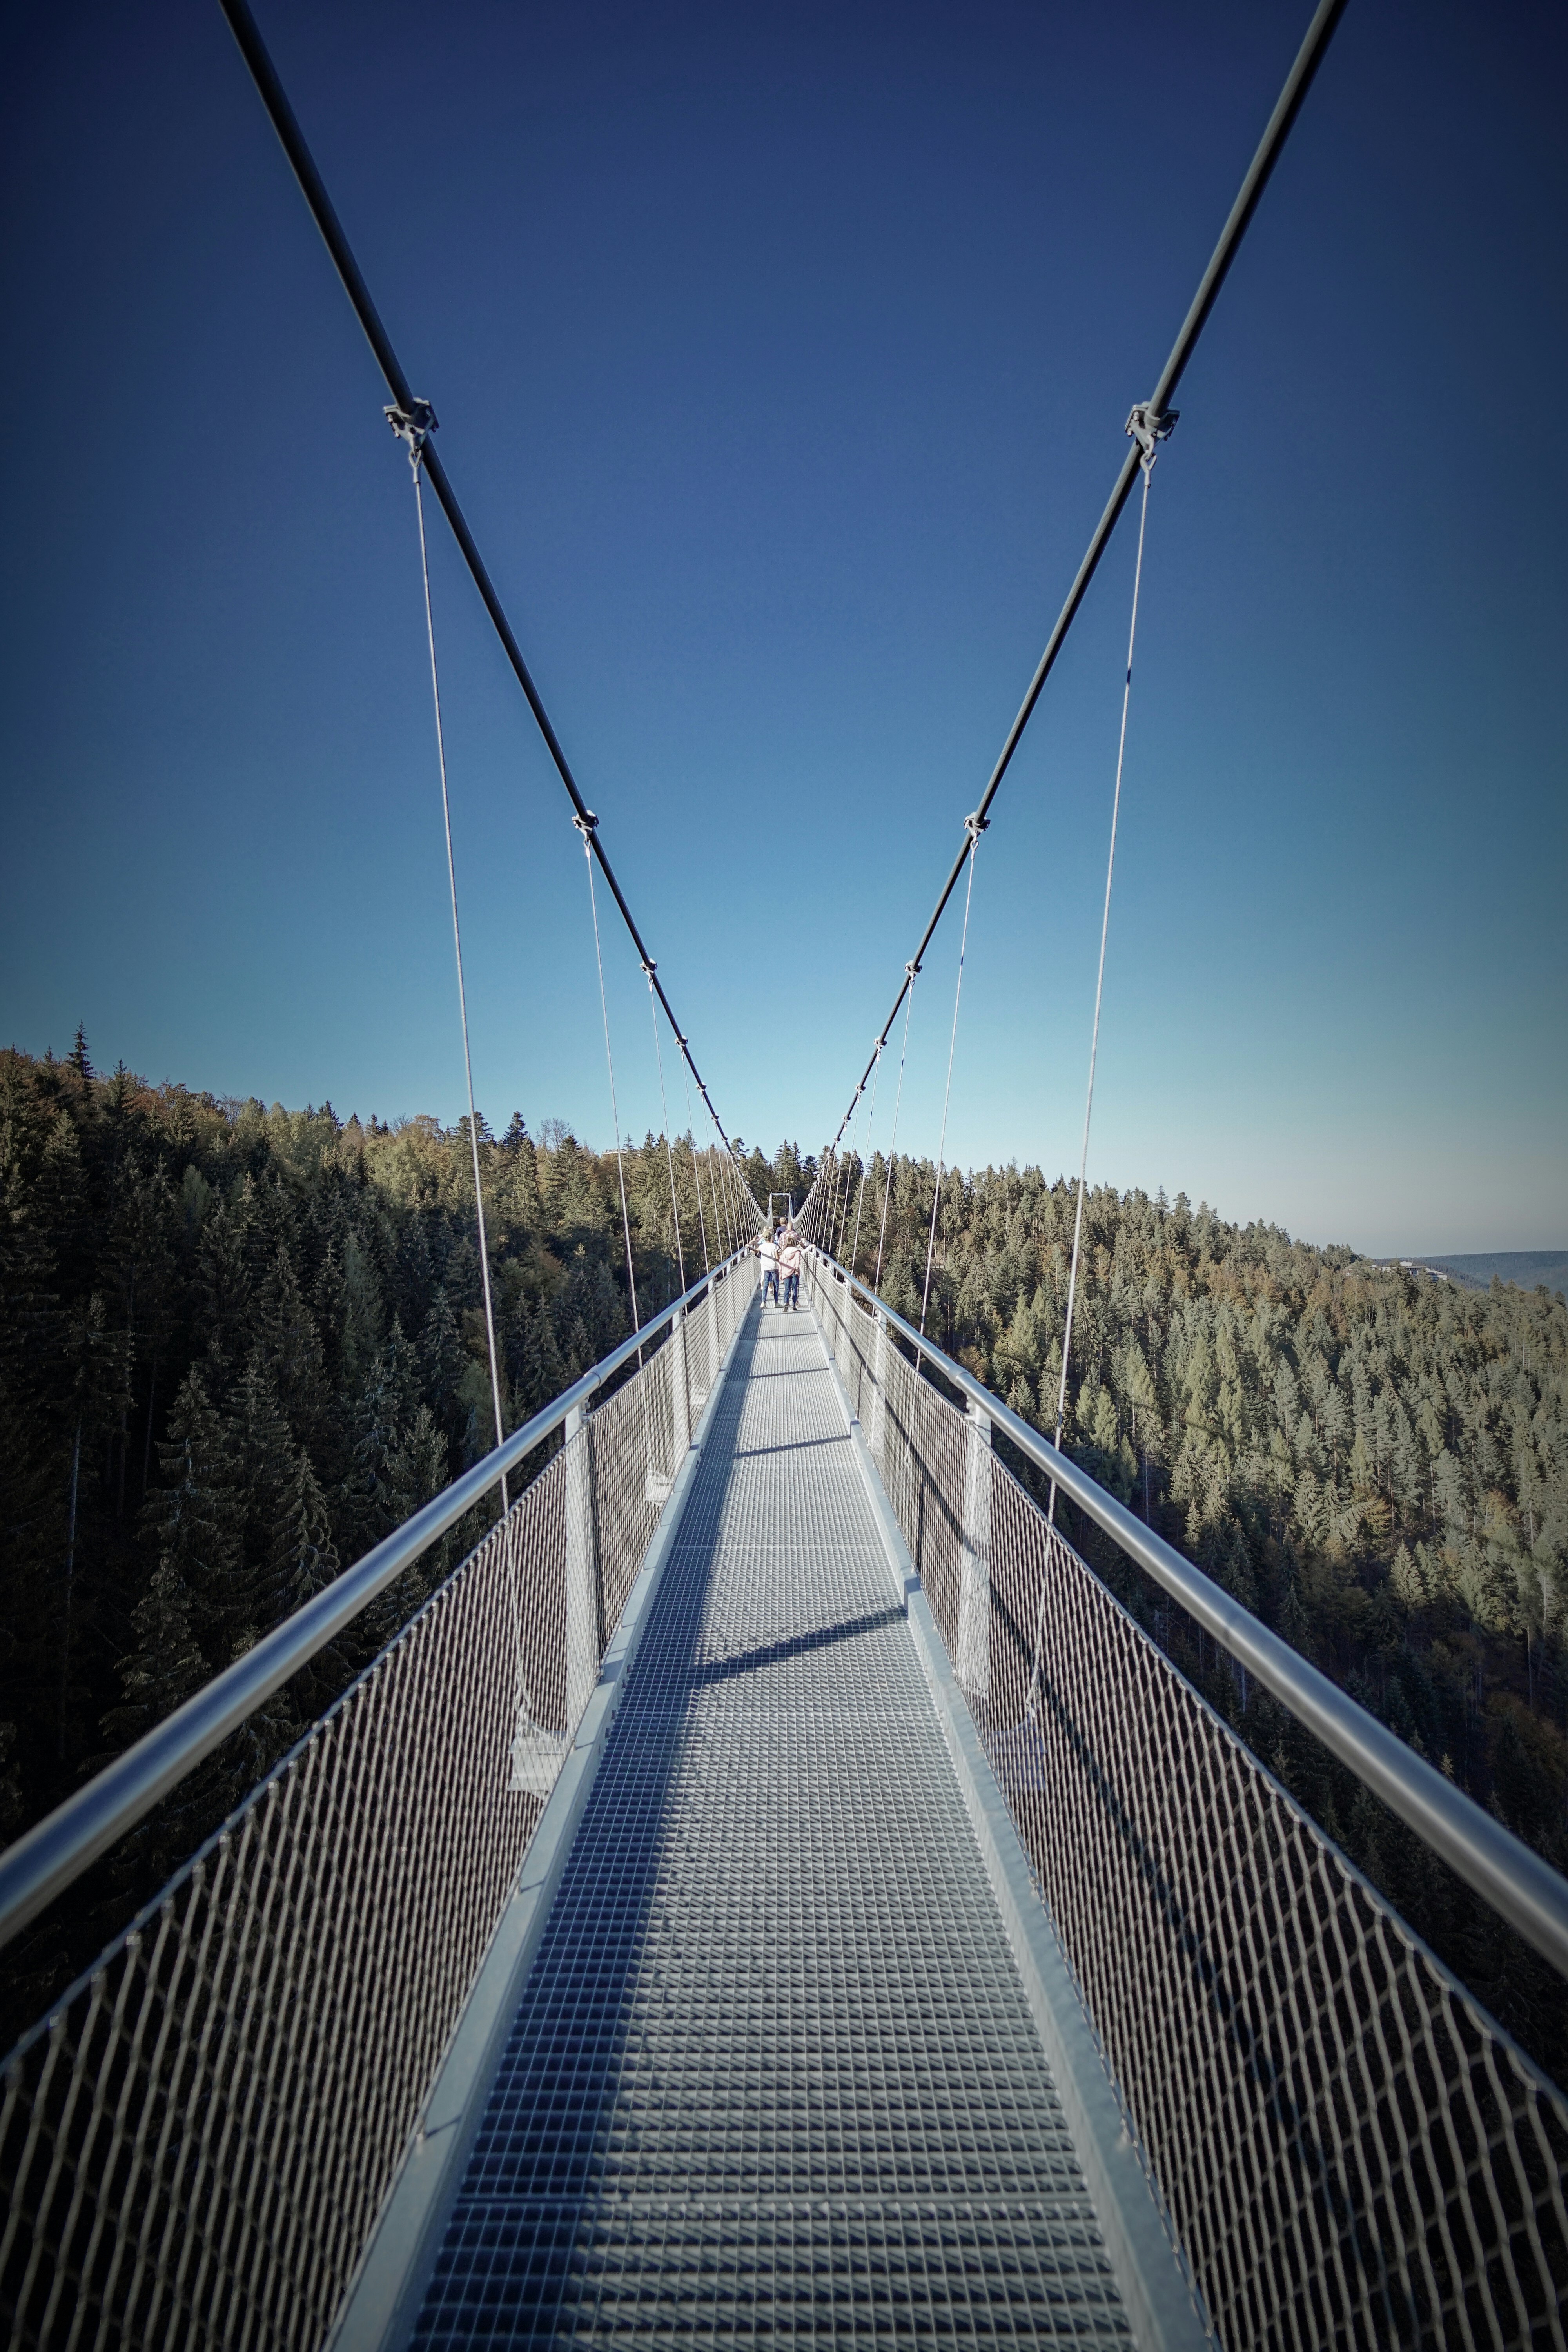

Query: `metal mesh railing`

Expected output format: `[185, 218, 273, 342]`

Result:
[805, 1253, 1568, 2352]
[0, 1254, 755, 2352]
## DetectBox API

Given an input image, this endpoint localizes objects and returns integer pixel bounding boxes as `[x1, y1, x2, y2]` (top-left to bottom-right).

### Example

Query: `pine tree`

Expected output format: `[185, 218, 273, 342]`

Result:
[102, 1556, 208, 1751]
[229, 1352, 298, 1640]
[142, 1368, 241, 1670]
[591, 1259, 629, 1355]
[420, 1286, 467, 1431]
[265, 1450, 343, 1719]
[100, 1553, 234, 1904]
[254, 1242, 327, 1444]
[349, 1319, 425, 1546]
[553, 1252, 597, 1359]
[198, 1191, 253, 1372]
[508, 1298, 565, 1420]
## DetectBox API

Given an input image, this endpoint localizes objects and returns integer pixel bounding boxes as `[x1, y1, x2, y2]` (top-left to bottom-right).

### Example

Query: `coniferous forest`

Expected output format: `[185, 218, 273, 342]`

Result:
[820, 1145, 1568, 2077]
[0, 1038, 760, 2043]
[3, 1038, 1566, 2078]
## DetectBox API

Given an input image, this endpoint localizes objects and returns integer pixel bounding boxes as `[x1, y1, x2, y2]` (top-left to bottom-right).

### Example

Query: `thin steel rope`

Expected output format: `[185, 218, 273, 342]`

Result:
[918, 834, 980, 1340]
[838, 1092, 865, 1256]
[905, 840, 979, 1467]
[823, 1145, 842, 1254]
[717, 1146, 735, 1253]
[1029, 459, 1154, 1710]
[579, 827, 654, 1467]
[837, 1071, 871, 1264]
[644, 966, 687, 1300]
[410, 459, 508, 1518]
[835, 1100, 860, 1252]
[849, 1038, 883, 1276]
[679, 1055, 710, 1277]
[873, 971, 917, 1294]
[710, 1145, 728, 1256]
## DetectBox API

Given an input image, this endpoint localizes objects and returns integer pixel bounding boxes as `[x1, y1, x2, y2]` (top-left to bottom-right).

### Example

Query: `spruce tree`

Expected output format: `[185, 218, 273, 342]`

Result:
[420, 1286, 467, 1432]
[265, 1448, 344, 1720]
[142, 1368, 241, 1671]
[103, 1555, 208, 1751]
[508, 1297, 565, 1420]
[229, 1352, 298, 1641]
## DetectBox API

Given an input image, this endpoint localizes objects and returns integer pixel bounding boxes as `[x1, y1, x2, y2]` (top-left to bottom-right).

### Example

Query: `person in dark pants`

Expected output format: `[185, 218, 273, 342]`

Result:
[779, 1229, 802, 1311]
[759, 1224, 781, 1308]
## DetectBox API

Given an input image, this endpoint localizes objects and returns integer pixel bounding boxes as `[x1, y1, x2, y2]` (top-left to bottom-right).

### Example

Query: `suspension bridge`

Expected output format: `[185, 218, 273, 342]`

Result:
[3, 2, 1566, 2347]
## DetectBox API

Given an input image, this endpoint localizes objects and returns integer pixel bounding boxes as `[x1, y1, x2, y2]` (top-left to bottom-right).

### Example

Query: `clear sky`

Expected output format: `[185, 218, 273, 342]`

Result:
[3, 0, 1563, 1258]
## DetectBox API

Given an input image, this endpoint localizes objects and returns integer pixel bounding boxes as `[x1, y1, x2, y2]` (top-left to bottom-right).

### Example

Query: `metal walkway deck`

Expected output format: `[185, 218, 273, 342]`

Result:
[409, 1299, 1131, 2347]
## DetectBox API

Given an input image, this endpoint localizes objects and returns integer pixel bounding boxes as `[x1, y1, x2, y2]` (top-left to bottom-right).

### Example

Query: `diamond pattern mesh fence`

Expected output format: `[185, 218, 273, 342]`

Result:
[804, 1253, 1568, 2352]
[0, 1256, 756, 2352]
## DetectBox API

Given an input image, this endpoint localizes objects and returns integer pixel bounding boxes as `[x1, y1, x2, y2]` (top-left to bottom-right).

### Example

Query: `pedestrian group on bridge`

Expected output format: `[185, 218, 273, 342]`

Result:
[759, 1223, 802, 1312]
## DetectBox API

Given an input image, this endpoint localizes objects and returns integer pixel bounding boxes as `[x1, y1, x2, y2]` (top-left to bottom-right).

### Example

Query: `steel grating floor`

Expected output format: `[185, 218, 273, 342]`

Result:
[411, 1299, 1129, 2347]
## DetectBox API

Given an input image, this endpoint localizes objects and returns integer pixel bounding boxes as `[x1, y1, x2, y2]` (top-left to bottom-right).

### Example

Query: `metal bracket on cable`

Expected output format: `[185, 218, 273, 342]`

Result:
[1125, 401, 1178, 471]
[385, 397, 438, 473]
[963, 810, 989, 846]
[641, 958, 656, 978]
[573, 810, 599, 842]
[905, 958, 920, 981]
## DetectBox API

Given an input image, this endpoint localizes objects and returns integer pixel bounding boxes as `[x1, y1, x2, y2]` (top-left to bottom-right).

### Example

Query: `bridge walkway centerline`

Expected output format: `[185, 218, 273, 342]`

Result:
[398, 1292, 1143, 2346]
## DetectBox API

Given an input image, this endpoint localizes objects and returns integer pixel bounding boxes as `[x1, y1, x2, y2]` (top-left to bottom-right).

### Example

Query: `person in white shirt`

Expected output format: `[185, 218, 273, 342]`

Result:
[758, 1225, 781, 1308]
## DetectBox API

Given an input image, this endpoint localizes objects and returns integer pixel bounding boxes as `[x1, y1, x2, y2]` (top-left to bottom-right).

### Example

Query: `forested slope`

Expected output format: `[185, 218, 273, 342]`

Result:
[818, 1148, 1568, 2068]
[0, 1039, 760, 2030]
[4, 1036, 1565, 2073]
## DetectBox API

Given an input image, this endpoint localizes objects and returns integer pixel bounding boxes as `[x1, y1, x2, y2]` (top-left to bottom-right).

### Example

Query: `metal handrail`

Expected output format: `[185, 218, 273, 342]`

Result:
[808, 1246, 1568, 1980]
[0, 1247, 757, 1953]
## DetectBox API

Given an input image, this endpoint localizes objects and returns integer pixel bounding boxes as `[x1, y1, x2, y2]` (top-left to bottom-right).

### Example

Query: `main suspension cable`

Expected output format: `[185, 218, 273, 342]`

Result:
[813, 0, 1347, 1161]
[397, 421, 508, 1516]
[220, 0, 744, 1163]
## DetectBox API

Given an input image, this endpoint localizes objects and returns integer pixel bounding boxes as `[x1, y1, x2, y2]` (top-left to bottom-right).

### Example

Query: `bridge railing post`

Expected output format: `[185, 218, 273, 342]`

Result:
[671, 1304, 690, 1463]
[702, 1279, 720, 1407]
[955, 1397, 991, 1699]
[564, 1400, 602, 1728]
[867, 1306, 888, 1457]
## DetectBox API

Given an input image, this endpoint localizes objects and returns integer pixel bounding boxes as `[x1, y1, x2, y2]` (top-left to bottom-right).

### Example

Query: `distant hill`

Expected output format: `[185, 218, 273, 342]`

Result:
[1388, 1251, 1568, 1297]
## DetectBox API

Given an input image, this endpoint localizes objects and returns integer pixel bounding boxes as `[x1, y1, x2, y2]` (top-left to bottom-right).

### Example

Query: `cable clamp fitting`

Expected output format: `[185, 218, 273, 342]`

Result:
[964, 810, 989, 845]
[385, 398, 438, 471]
[905, 959, 920, 980]
[572, 810, 599, 841]
[1125, 402, 1178, 471]
[641, 958, 657, 978]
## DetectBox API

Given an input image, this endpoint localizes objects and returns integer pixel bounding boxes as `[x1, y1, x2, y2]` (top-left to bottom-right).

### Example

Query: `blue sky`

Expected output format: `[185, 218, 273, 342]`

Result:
[3, 0, 1563, 1258]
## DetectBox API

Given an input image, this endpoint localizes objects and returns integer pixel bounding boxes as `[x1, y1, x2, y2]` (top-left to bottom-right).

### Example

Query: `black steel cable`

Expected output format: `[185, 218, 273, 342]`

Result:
[819, 0, 1349, 1157]
[217, 0, 742, 1157]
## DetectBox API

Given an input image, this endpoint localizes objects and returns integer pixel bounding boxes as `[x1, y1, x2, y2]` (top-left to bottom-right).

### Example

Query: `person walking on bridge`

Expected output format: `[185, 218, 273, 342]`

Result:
[759, 1223, 781, 1309]
[779, 1228, 802, 1312]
